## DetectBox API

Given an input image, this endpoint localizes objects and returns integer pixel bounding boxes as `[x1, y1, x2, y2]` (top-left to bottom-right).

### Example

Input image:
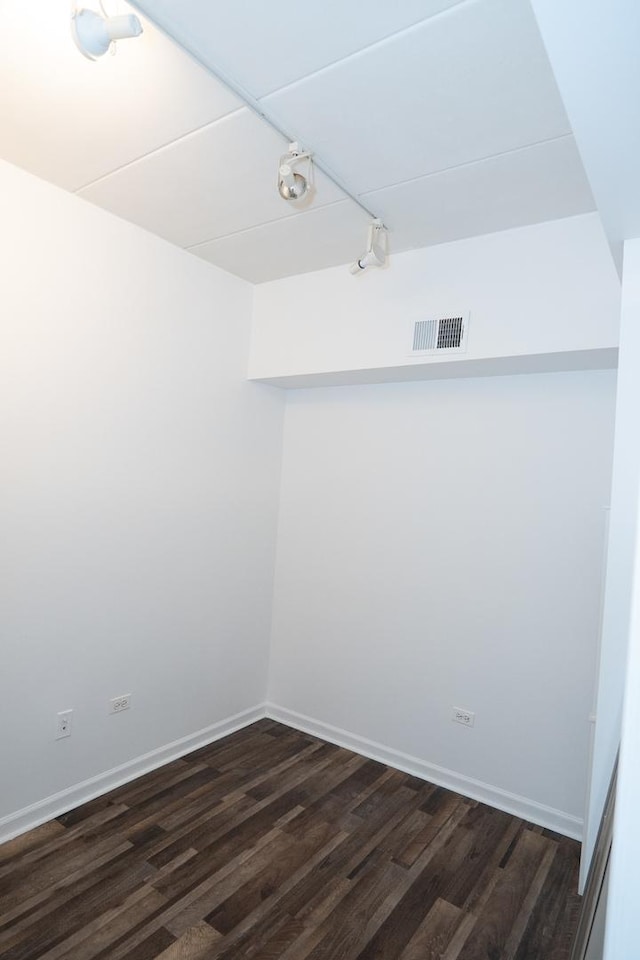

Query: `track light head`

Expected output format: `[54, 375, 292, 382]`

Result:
[72, 7, 143, 61]
[350, 219, 388, 274]
[278, 143, 313, 202]
[278, 164, 308, 201]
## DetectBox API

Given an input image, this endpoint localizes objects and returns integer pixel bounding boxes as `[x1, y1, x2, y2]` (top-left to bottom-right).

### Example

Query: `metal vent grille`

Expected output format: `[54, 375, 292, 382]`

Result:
[437, 316, 464, 349]
[412, 319, 438, 351]
[411, 316, 466, 354]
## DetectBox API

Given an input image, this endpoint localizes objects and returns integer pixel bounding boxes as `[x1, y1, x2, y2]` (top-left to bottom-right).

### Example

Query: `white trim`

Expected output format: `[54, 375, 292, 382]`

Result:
[0, 701, 583, 846]
[0, 704, 266, 845]
[266, 703, 583, 841]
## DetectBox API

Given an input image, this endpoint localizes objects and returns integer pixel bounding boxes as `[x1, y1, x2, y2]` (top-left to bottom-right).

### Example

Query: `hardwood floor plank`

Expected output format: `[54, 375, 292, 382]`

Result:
[302, 861, 407, 960]
[149, 793, 310, 902]
[248, 916, 307, 960]
[38, 887, 168, 960]
[99, 759, 193, 807]
[501, 842, 557, 959]
[206, 832, 351, 960]
[455, 830, 549, 960]
[358, 814, 471, 959]
[446, 804, 520, 908]
[206, 817, 336, 935]
[352, 812, 484, 959]
[141, 828, 292, 943]
[397, 898, 464, 960]
[0, 852, 158, 960]
[391, 793, 471, 870]
[148, 751, 358, 901]
[285, 794, 423, 920]
[442, 913, 480, 960]
[0, 804, 132, 882]
[461, 817, 525, 916]
[161, 741, 326, 829]
[0, 721, 581, 960]
[155, 922, 221, 960]
[0, 823, 65, 865]
[149, 744, 340, 868]
[0, 838, 136, 940]
[513, 835, 580, 960]
[0, 834, 133, 915]
[122, 927, 176, 960]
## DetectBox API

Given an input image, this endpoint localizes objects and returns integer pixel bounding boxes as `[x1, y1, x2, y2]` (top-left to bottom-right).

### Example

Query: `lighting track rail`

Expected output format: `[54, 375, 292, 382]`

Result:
[127, 0, 380, 224]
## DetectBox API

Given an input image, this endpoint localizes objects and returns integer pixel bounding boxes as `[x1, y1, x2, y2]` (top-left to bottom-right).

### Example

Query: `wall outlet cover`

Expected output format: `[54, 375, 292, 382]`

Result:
[452, 707, 475, 727]
[56, 709, 73, 740]
[110, 694, 131, 714]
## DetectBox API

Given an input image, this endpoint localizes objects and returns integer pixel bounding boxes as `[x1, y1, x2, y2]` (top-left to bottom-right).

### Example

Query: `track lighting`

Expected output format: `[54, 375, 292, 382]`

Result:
[350, 219, 388, 274]
[277, 143, 313, 201]
[71, 5, 143, 60]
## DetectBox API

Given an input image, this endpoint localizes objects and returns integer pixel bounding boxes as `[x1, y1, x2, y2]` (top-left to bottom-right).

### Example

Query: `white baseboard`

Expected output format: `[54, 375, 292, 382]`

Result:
[266, 703, 583, 841]
[0, 701, 583, 846]
[0, 704, 267, 846]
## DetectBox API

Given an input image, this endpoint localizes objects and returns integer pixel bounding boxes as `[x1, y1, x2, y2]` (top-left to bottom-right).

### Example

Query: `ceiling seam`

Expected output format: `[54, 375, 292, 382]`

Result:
[256, 0, 476, 100]
[186, 133, 580, 248]
[73, 106, 246, 193]
[360, 133, 578, 198]
[185, 199, 351, 249]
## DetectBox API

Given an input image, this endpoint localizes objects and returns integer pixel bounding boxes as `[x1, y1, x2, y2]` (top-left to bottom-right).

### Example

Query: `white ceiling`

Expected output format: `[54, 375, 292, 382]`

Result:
[530, 0, 640, 276]
[0, 0, 596, 283]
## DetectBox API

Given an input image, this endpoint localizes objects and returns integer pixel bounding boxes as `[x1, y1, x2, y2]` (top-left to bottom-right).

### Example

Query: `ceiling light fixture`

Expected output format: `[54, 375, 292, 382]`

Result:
[71, 4, 143, 60]
[127, 0, 391, 270]
[277, 143, 313, 202]
[349, 219, 388, 274]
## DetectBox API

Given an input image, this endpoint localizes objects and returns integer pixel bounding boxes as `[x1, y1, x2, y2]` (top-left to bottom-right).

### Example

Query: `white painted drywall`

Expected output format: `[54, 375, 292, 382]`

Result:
[268, 371, 616, 828]
[0, 159, 284, 825]
[603, 238, 640, 960]
[530, 0, 640, 274]
[582, 231, 640, 881]
[249, 214, 620, 384]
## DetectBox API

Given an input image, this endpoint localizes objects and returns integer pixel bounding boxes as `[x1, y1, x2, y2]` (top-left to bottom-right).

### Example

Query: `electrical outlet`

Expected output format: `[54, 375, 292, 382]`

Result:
[452, 706, 475, 727]
[110, 694, 131, 714]
[56, 709, 73, 740]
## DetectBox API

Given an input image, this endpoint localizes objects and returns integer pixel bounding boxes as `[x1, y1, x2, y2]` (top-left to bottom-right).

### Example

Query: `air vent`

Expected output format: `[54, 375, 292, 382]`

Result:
[410, 314, 468, 355]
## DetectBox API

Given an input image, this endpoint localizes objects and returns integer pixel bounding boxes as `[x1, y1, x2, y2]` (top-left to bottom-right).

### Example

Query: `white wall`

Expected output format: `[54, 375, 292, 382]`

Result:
[0, 155, 620, 852]
[250, 214, 620, 385]
[530, 0, 640, 275]
[604, 237, 640, 959]
[583, 232, 640, 881]
[0, 159, 284, 835]
[268, 370, 616, 834]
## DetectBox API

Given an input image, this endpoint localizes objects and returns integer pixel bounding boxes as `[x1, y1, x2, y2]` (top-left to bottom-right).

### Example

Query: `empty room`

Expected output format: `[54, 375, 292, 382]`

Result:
[1, 2, 639, 959]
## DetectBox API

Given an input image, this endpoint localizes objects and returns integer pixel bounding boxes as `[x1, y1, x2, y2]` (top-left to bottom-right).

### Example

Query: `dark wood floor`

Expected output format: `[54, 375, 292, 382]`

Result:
[0, 719, 581, 960]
